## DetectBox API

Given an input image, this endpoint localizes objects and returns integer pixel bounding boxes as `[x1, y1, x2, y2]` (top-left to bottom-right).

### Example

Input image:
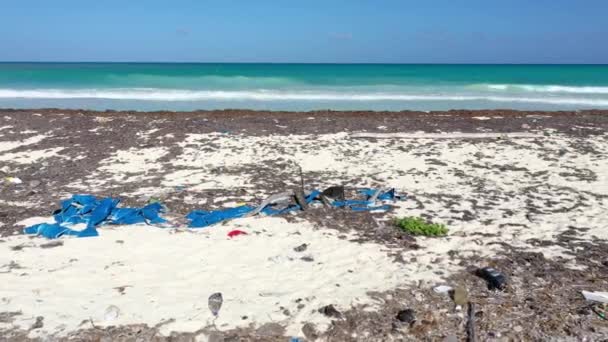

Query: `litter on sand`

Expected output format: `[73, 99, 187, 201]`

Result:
[23, 194, 167, 239]
[227, 230, 247, 238]
[2, 176, 23, 184]
[21, 187, 404, 239]
[581, 291, 608, 304]
[208, 292, 223, 316]
[186, 187, 404, 228]
[433, 285, 453, 294]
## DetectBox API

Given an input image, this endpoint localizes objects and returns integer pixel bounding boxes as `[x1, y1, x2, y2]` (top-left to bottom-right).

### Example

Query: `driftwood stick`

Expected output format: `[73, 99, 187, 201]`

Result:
[296, 163, 305, 194]
[466, 302, 476, 342]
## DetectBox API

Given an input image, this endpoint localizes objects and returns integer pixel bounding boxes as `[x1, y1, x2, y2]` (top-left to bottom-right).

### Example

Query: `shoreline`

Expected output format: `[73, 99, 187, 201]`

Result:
[4, 107, 608, 114]
[1, 108, 607, 137]
[1, 109, 607, 340]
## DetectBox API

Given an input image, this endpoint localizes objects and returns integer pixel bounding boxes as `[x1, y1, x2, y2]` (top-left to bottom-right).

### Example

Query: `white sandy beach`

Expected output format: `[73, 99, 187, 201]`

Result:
[1, 111, 608, 340]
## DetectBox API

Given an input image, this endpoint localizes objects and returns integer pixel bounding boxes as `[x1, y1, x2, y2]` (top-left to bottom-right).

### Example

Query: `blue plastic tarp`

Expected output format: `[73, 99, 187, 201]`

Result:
[358, 188, 403, 201]
[332, 188, 403, 211]
[186, 188, 403, 228]
[110, 202, 167, 225]
[24, 194, 166, 239]
[23, 223, 99, 239]
[260, 190, 321, 216]
[187, 190, 323, 228]
[187, 205, 256, 228]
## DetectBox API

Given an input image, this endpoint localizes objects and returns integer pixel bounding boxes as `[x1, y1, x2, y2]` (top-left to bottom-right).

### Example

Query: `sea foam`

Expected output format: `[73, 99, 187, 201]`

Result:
[483, 84, 608, 94]
[1, 88, 608, 107]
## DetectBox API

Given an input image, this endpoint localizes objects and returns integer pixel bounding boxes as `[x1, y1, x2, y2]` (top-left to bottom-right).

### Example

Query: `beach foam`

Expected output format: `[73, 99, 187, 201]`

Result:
[1, 88, 608, 107]
[483, 84, 608, 94]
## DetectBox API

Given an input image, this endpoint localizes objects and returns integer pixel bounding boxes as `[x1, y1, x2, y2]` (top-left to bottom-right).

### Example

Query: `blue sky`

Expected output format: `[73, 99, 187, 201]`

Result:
[1, 0, 607, 63]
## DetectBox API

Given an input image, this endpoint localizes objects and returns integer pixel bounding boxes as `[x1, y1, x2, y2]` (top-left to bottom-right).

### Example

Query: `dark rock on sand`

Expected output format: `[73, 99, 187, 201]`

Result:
[30, 316, 44, 330]
[293, 243, 308, 252]
[396, 309, 416, 325]
[319, 304, 342, 318]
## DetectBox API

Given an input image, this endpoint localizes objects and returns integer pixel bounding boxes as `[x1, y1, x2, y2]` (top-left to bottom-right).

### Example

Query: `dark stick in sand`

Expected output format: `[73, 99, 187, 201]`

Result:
[466, 302, 476, 342]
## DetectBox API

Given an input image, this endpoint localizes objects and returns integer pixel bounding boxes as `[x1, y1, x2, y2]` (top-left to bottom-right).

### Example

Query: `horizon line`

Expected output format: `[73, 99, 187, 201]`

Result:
[0, 61, 607, 66]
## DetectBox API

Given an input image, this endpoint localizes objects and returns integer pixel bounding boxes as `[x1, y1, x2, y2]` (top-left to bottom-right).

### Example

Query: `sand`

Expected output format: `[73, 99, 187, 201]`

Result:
[1, 109, 607, 340]
[1, 216, 418, 338]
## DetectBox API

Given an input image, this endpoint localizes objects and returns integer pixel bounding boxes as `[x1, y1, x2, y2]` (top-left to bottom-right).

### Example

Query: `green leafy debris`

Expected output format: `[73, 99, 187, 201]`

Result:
[395, 216, 448, 237]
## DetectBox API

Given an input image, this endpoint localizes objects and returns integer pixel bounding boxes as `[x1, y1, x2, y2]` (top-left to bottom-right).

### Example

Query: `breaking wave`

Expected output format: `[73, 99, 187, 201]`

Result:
[481, 84, 608, 94]
[1, 88, 608, 107]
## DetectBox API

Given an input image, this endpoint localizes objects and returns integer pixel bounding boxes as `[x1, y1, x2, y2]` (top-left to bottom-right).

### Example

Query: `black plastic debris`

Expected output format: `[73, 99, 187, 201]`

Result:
[322, 186, 345, 201]
[318, 304, 342, 318]
[294, 243, 308, 252]
[30, 316, 44, 330]
[208, 292, 223, 316]
[396, 309, 416, 325]
[320, 186, 345, 207]
[476, 267, 507, 291]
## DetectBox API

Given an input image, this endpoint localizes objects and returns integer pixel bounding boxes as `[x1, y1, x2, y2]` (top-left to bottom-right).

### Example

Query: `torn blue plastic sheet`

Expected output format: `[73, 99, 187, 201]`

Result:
[358, 188, 403, 201]
[24, 194, 166, 239]
[186, 205, 255, 228]
[331, 200, 392, 212]
[186, 188, 402, 228]
[110, 202, 167, 225]
[23, 223, 99, 239]
[333, 188, 403, 212]
[187, 190, 322, 228]
[259, 190, 321, 216]
[53, 194, 100, 225]
[88, 198, 120, 228]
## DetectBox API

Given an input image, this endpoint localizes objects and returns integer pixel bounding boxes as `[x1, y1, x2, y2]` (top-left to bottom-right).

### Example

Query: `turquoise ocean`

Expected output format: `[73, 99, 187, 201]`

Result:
[1, 63, 607, 111]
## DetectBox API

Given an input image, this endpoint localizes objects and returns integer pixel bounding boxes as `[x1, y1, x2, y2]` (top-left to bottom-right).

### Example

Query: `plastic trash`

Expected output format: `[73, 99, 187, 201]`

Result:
[187, 205, 255, 228]
[476, 267, 507, 291]
[208, 293, 223, 316]
[433, 285, 453, 294]
[186, 190, 321, 228]
[228, 230, 247, 238]
[87, 198, 119, 228]
[110, 202, 167, 225]
[582, 291, 608, 304]
[321, 186, 345, 201]
[592, 303, 607, 320]
[396, 309, 416, 324]
[24, 222, 99, 239]
[254, 190, 321, 216]
[358, 188, 403, 201]
[186, 187, 404, 228]
[318, 304, 342, 318]
[23, 194, 167, 239]
[331, 188, 402, 212]
[4, 177, 22, 184]
[294, 243, 308, 252]
[104, 305, 120, 321]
